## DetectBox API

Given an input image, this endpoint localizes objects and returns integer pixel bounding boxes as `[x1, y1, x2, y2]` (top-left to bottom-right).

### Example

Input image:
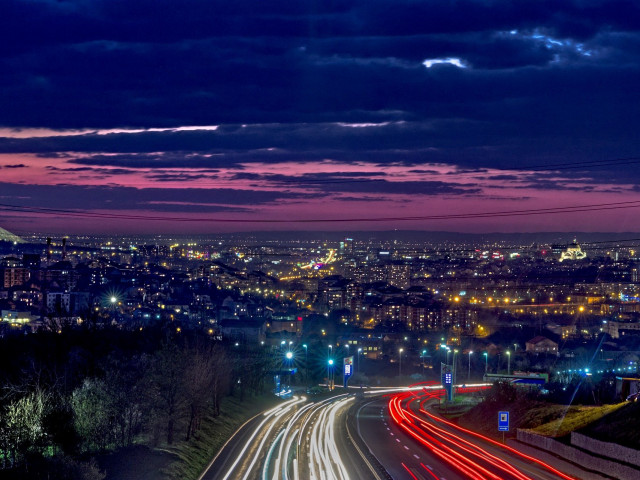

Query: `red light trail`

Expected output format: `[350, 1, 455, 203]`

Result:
[387, 384, 576, 480]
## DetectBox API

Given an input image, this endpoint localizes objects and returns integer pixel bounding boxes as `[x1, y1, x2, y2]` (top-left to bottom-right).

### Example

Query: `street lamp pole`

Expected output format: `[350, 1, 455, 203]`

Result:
[484, 352, 488, 374]
[399, 348, 404, 378]
[453, 349, 459, 385]
[303, 344, 308, 385]
[468, 351, 473, 381]
[507, 350, 511, 376]
[357, 348, 362, 374]
[327, 359, 334, 391]
[285, 351, 294, 386]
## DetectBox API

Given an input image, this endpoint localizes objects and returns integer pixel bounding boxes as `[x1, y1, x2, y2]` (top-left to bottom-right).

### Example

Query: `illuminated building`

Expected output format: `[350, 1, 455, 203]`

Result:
[0, 257, 30, 288]
[558, 240, 587, 262]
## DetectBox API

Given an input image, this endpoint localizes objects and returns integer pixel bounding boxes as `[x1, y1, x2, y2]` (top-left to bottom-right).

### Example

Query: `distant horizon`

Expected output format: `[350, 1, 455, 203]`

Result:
[5, 226, 640, 245]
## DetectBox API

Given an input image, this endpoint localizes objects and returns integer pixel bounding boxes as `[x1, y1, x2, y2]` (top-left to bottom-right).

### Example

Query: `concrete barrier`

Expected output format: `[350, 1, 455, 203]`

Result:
[507, 439, 609, 480]
[517, 429, 640, 480]
[571, 433, 640, 469]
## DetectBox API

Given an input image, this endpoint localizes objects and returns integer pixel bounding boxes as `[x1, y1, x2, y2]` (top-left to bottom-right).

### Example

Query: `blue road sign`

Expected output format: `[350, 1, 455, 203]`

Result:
[441, 363, 453, 402]
[498, 411, 509, 431]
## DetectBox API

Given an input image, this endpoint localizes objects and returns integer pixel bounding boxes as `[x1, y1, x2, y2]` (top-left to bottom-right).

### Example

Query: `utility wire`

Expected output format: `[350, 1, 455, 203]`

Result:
[1, 199, 640, 223]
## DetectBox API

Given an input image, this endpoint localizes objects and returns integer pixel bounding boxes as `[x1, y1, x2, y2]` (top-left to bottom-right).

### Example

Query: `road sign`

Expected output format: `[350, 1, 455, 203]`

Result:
[343, 356, 354, 387]
[498, 411, 509, 431]
[441, 363, 453, 402]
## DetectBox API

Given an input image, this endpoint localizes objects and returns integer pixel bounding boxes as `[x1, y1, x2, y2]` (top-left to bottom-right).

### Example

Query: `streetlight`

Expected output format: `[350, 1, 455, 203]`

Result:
[483, 352, 488, 374]
[328, 359, 334, 390]
[357, 347, 362, 374]
[285, 351, 294, 385]
[399, 348, 404, 377]
[507, 350, 511, 375]
[302, 344, 308, 385]
[468, 351, 473, 381]
[421, 350, 427, 376]
[453, 349, 459, 384]
[446, 347, 451, 365]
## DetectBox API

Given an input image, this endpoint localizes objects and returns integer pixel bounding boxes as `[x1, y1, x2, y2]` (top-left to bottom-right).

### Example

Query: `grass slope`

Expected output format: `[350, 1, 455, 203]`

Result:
[162, 394, 279, 480]
[532, 403, 625, 438]
[576, 401, 640, 449]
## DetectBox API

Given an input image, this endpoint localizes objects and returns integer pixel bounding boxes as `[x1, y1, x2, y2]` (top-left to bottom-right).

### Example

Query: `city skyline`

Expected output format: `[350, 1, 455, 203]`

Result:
[1, 1, 639, 234]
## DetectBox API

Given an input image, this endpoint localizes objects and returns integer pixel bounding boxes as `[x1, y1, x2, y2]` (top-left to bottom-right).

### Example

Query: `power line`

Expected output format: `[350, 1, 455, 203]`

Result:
[1, 199, 640, 223]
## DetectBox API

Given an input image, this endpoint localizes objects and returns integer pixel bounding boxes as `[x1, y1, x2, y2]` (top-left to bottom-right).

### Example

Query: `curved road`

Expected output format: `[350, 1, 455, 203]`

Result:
[357, 390, 579, 480]
[200, 393, 379, 480]
[200, 387, 583, 480]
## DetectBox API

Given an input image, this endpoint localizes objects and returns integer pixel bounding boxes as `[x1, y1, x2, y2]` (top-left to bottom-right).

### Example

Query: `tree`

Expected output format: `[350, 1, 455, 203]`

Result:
[182, 346, 214, 441]
[72, 378, 114, 452]
[209, 343, 231, 417]
[147, 343, 186, 445]
[0, 389, 47, 468]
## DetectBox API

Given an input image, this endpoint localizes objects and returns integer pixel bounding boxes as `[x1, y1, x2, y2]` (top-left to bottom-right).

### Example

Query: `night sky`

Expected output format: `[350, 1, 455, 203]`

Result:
[1, 0, 639, 234]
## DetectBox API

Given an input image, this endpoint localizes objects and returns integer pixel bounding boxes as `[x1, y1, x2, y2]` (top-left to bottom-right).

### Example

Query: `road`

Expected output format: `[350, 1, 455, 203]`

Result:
[356, 397, 467, 480]
[356, 389, 578, 480]
[201, 385, 579, 480]
[200, 393, 379, 480]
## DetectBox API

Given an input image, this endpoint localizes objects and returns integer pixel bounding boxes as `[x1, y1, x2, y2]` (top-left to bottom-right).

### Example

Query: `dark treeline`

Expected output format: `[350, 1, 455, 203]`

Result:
[0, 323, 274, 479]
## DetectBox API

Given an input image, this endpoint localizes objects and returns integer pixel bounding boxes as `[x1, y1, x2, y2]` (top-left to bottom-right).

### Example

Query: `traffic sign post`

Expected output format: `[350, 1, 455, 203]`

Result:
[498, 411, 509, 443]
[441, 363, 453, 402]
[343, 356, 354, 387]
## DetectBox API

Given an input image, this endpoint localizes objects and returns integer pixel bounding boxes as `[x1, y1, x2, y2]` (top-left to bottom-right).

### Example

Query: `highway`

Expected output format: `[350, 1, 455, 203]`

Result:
[201, 385, 579, 480]
[200, 393, 379, 480]
[356, 388, 578, 480]
[356, 397, 467, 480]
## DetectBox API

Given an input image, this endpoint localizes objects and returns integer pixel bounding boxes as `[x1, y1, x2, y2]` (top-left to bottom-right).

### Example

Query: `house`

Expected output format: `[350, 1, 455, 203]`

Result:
[525, 336, 558, 355]
[219, 316, 267, 343]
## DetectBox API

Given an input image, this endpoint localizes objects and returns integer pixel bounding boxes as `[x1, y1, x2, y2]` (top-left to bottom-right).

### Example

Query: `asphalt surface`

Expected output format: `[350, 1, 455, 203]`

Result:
[356, 397, 467, 480]
[200, 390, 577, 480]
[356, 394, 576, 480]
[200, 393, 377, 480]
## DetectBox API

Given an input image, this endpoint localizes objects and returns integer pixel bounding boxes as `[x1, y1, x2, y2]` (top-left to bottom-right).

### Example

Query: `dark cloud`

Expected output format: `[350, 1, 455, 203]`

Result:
[230, 171, 480, 196]
[0, 0, 639, 138]
[1, 164, 26, 168]
[0, 0, 639, 232]
[0, 182, 311, 213]
[487, 175, 520, 181]
[45, 165, 138, 175]
[144, 173, 220, 182]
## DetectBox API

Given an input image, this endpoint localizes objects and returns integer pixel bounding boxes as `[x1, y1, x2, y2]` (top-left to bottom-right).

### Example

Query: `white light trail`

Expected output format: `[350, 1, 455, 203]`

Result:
[309, 396, 354, 480]
[220, 396, 304, 480]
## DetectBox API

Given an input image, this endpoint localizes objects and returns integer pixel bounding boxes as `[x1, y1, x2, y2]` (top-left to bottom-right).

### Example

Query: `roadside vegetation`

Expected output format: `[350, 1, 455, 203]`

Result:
[532, 403, 625, 438]
[576, 401, 640, 449]
[0, 324, 278, 480]
[455, 382, 625, 443]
